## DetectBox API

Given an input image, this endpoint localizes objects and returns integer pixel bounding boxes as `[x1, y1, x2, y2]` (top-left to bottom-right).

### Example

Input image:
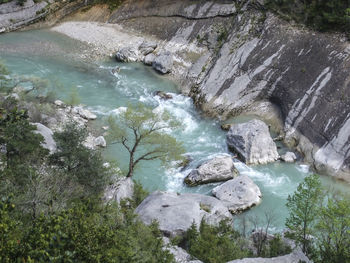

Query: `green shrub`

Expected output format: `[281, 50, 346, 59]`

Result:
[184, 219, 251, 263]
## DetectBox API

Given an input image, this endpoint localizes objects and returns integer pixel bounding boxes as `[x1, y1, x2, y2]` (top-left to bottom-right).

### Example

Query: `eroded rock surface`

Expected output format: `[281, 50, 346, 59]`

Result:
[212, 175, 262, 214]
[33, 123, 57, 154]
[135, 191, 232, 237]
[152, 52, 173, 74]
[185, 155, 237, 186]
[227, 120, 279, 165]
[108, 0, 350, 182]
[104, 177, 134, 204]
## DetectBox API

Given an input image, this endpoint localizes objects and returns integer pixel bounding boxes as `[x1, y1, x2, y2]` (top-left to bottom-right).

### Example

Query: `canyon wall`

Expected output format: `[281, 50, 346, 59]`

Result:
[110, 0, 350, 181]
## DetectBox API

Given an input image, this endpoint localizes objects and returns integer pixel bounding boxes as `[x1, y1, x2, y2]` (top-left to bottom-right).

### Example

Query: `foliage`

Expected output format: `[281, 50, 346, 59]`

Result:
[131, 180, 149, 207]
[0, 198, 175, 263]
[49, 122, 111, 197]
[93, 0, 125, 11]
[0, 98, 47, 187]
[108, 103, 185, 177]
[285, 174, 322, 255]
[262, 234, 292, 258]
[184, 220, 251, 263]
[0, 196, 20, 263]
[315, 195, 350, 263]
[265, 0, 350, 36]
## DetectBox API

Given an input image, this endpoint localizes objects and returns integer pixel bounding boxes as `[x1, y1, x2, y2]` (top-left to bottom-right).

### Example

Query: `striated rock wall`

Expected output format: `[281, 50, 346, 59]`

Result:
[0, 0, 88, 32]
[108, 0, 350, 182]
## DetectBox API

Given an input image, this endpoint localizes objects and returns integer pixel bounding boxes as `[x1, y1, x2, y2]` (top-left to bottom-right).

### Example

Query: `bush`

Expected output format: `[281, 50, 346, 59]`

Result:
[49, 122, 111, 197]
[1, 198, 175, 262]
[265, 0, 350, 35]
[184, 219, 251, 263]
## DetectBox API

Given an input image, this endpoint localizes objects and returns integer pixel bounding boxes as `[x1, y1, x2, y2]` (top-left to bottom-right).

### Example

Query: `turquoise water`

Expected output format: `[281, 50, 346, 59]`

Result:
[1, 29, 348, 231]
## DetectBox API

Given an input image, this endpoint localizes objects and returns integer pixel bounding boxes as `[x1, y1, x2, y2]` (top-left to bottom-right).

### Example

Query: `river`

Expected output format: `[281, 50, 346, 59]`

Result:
[0, 29, 348, 231]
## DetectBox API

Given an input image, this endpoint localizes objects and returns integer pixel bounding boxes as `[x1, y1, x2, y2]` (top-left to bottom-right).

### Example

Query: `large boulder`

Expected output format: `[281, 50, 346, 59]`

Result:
[212, 175, 262, 214]
[104, 177, 134, 204]
[226, 119, 279, 164]
[227, 248, 311, 263]
[33, 123, 57, 154]
[135, 191, 232, 237]
[152, 52, 173, 74]
[139, 41, 157, 55]
[143, 53, 156, 65]
[115, 47, 139, 62]
[184, 155, 238, 186]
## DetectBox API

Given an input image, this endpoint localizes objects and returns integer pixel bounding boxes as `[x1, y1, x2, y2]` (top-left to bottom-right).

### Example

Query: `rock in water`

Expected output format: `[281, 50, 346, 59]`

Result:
[104, 177, 134, 204]
[184, 155, 238, 186]
[143, 53, 156, 65]
[281, 151, 297, 163]
[135, 191, 232, 237]
[115, 47, 139, 62]
[212, 175, 262, 214]
[154, 91, 173, 100]
[152, 52, 173, 74]
[139, 41, 157, 55]
[226, 119, 279, 164]
[33, 123, 57, 154]
[94, 136, 106, 148]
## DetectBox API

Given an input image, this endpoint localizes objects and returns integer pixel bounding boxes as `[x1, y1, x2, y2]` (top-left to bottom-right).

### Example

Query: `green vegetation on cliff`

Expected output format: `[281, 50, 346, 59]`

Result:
[265, 0, 350, 35]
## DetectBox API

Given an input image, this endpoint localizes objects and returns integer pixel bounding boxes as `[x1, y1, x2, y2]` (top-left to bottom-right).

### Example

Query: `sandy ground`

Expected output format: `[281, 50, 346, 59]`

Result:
[51, 21, 147, 58]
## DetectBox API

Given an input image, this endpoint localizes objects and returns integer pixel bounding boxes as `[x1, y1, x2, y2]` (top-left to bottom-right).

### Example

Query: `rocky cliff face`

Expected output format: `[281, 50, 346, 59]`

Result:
[0, 0, 88, 32]
[2, 0, 350, 182]
[109, 0, 350, 182]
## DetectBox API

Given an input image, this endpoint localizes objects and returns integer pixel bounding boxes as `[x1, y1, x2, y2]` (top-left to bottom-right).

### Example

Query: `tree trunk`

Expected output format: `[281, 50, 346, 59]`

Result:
[127, 154, 134, 178]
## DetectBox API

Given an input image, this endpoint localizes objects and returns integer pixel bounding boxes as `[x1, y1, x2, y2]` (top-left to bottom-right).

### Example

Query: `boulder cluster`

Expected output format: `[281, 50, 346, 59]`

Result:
[114, 41, 174, 74]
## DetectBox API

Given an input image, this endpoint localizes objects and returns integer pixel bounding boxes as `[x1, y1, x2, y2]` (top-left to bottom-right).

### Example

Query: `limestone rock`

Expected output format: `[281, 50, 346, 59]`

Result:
[54, 100, 65, 107]
[104, 177, 134, 203]
[33, 123, 57, 154]
[281, 152, 297, 163]
[115, 47, 139, 62]
[94, 136, 106, 147]
[227, 120, 279, 164]
[139, 41, 157, 55]
[163, 237, 203, 263]
[212, 175, 262, 214]
[185, 155, 238, 186]
[73, 106, 97, 120]
[152, 52, 173, 74]
[144, 53, 156, 65]
[227, 248, 311, 263]
[135, 191, 232, 237]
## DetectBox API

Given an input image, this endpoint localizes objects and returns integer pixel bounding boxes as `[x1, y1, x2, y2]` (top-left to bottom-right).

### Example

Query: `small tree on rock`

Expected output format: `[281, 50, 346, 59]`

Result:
[108, 104, 185, 178]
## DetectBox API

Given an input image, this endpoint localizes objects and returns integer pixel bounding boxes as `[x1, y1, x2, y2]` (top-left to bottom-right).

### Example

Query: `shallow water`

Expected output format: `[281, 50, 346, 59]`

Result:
[1, 29, 348, 231]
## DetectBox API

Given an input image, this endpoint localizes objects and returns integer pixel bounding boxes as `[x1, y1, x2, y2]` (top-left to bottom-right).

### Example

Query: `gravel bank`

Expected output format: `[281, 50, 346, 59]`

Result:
[51, 21, 147, 58]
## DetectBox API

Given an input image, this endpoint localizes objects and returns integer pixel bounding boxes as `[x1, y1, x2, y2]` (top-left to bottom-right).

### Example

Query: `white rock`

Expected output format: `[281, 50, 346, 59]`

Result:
[185, 155, 238, 186]
[212, 175, 262, 214]
[104, 177, 134, 204]
[73, 106, 97, 120]
[33, 123, 57, 154]
[135, 191, 232, 237]
[54, 100, 64, 107]
[94, 136, 106, 147]
[281, 152, 297, 163]
[227, 119, 279, 164]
